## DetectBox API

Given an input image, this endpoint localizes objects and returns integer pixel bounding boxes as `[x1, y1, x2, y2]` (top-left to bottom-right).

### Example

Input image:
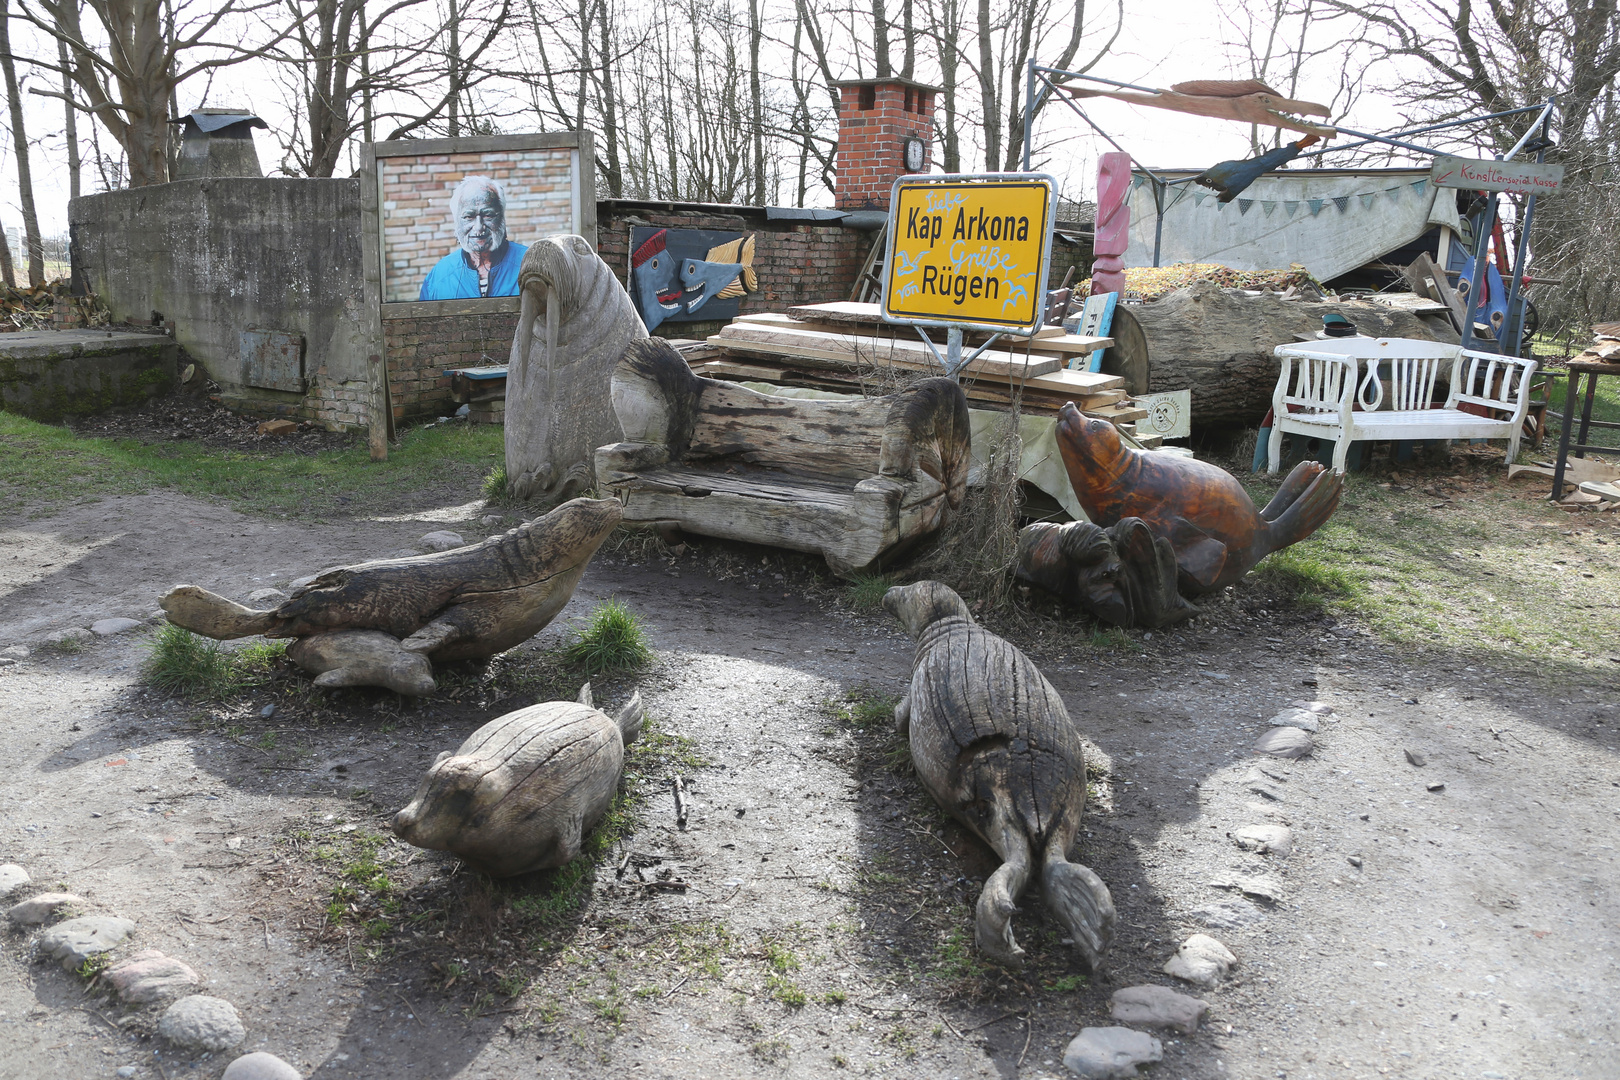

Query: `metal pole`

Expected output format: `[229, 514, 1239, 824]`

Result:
[1500, 107, 1555, 355]
[1153, 179, 1166, 267]
[1022, 59, 1036, 172]
[1459, 194, 1498, 352]
[946, 326, 963, 380]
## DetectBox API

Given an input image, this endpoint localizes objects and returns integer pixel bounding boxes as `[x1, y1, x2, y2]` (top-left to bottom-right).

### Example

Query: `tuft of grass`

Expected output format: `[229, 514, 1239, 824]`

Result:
[1048, 973, 1089, 992]
[828, 688, 898, 732]
[481, 463, 510, 503]
[144, 624, 287, 700]
[1252, 544, 1358, 612]
[846, 571, 894, 610]
[565, 599, 652, 676]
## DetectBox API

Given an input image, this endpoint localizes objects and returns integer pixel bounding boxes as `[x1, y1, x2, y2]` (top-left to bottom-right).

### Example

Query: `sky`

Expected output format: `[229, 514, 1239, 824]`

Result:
[7, 0, 1512, 241]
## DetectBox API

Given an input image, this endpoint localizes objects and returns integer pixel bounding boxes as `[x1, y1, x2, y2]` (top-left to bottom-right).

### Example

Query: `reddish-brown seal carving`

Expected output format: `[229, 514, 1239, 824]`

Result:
[1055, 402, 1342, 594]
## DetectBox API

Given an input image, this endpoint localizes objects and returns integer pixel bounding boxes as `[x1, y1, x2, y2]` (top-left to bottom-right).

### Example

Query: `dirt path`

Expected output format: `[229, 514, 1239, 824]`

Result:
[1, 490, 1615, 1080]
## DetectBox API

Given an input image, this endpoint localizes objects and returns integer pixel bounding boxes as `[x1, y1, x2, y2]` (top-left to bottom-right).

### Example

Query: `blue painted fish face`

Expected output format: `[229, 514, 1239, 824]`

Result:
[632, 253, 682, 331]
[678, 258, 745, 314]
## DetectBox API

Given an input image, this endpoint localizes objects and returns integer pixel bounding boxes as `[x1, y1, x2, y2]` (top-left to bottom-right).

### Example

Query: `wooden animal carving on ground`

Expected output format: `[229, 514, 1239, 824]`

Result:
[392, 683, 643, 876]
[1015, 518, 1200, 628]
[883, 580, 1116, 970]
[159, 498, 623, 695]
[1055, 403, 1341, 594]
[505, 235, 647, 505]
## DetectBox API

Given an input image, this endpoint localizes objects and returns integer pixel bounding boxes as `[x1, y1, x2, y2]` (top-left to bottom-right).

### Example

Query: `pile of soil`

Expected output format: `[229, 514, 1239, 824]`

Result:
[68, 380, 358, 455]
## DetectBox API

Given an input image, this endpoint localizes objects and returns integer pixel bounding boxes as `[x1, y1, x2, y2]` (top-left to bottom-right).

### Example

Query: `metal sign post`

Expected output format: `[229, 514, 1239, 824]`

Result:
[880, 173, 1057, 378]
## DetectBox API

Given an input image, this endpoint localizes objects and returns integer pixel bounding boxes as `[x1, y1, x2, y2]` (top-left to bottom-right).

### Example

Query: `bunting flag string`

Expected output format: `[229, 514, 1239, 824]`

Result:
[1139, 175, 1438, 218]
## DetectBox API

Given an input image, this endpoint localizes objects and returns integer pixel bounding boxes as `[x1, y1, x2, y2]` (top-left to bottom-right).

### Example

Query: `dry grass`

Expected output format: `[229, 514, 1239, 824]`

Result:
[910, 407, 1025, 609]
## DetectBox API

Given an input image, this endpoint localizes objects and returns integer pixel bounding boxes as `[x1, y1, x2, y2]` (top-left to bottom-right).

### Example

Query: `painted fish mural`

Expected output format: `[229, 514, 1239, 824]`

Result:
[628, 227, 758, 331]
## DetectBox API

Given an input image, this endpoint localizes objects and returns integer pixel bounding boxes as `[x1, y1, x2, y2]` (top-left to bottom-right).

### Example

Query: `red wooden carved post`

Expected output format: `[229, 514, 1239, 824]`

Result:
[1091, 152, 1132, 296]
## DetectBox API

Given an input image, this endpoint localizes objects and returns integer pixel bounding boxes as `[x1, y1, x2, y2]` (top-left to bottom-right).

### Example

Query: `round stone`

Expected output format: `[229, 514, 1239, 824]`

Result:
[222, 1051, 302, 1079]
[415, 530, 467, 553]
[157, 994, 246, 1052]
[1063, 1026, 1164, 1078]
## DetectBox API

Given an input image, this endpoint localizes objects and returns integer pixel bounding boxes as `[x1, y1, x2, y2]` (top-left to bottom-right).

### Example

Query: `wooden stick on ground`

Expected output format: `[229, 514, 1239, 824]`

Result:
[672, 776, 689, 830]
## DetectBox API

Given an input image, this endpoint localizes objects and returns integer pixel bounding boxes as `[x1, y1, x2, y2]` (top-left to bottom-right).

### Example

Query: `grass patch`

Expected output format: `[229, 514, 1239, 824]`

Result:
[846, 571, 894, 610]
[143, 625, 288, 700]
[828, 687, 897, 732]
[0, 411, 504, 519]
[565, 599, 652, 676]
[1240, 468, 1620, 673]
[1545, 361, 1620, 450]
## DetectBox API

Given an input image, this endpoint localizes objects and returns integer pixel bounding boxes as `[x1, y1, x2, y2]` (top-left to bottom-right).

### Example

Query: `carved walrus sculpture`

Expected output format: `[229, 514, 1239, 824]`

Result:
[1015, 518, 1200, 628]
[1055, 402, 1342, 594]
[505, 235, 647, 505]
[159, 497, 623, 695]
[392, 683, 644, 877]
[883, 580, 1116, 970]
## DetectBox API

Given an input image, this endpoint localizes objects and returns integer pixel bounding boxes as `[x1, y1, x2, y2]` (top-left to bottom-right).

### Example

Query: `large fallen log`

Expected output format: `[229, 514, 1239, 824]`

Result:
[1111, 279, 1457, 426]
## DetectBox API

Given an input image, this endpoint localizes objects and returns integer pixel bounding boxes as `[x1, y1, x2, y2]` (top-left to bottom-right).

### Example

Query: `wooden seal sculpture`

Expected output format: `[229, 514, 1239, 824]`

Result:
[158, 497, 623, 695]
[883, 580, 1116, 970]
[1055, 402, 1342, 594]
[392, 683, 643, 877]
[1015, 518, 1200, 628]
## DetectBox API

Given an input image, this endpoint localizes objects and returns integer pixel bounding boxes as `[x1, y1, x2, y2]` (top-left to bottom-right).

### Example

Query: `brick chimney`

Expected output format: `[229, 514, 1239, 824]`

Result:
[833, 78, 941, 212]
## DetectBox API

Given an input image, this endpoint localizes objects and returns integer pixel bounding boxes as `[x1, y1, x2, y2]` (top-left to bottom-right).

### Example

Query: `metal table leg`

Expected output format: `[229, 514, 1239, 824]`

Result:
[1551, 367, 1583, 499]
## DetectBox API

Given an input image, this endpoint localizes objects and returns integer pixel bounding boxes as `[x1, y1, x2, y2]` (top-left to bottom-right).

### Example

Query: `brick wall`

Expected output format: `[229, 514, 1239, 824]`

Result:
[834, 80, 936, 211]
[376, 203, 869, 422]
[597, 203, 868, 340]
[384, 312, 518, 421]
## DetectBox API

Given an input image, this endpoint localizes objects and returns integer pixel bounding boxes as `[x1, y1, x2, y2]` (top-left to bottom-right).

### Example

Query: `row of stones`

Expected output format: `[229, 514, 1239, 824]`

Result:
[1062, 698, 1339, 1077]
[1, 864, 299, 1079]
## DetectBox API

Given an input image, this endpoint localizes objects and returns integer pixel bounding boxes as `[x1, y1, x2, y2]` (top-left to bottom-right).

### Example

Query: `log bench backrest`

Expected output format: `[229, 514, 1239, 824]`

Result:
[686, 382, 890, 481]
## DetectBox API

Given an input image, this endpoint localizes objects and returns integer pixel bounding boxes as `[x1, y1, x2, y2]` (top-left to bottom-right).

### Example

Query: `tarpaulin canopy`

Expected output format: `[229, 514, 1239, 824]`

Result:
[1124, 167, 1460, 281]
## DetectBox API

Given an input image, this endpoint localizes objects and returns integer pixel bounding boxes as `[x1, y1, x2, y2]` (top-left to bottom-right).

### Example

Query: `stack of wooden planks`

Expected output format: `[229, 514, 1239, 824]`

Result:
[689, 301, 1150, 432]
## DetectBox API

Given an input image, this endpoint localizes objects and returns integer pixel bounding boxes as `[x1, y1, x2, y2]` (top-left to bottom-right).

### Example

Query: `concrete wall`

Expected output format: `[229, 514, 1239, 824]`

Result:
[0, 330, 177, 422]
[69, 179, 374, 430]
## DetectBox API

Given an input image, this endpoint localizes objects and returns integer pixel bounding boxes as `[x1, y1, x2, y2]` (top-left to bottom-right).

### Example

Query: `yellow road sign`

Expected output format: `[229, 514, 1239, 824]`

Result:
[882, 175, 1055, 332]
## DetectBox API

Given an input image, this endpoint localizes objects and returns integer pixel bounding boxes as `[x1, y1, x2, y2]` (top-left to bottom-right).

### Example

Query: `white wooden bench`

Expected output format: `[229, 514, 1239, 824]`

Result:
[1268, 338, 1538, 474]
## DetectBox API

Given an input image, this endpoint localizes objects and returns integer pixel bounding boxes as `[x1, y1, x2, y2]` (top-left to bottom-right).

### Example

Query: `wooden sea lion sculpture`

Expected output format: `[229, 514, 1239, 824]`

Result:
[392, 683, 644, 877]
[1015, 518, 1201, 628]
[883, 580, 1116, 970]
[159, 497, 623, 695]
[1055, 402, 1342, 594]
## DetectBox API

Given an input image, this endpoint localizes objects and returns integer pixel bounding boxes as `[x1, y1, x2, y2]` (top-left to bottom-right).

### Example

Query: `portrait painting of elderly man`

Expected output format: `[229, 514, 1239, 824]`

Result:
[418, 175, 529, 301]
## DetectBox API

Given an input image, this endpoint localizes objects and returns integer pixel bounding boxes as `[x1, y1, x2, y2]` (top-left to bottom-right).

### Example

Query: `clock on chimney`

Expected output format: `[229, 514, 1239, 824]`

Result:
[903, 136, 926, 173]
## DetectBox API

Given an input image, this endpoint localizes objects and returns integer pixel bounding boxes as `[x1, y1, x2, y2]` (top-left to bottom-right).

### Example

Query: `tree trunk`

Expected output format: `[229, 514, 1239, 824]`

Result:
[447, 0, 461, 136]
[975, 0, 998, 171]
[748, 0, 764, 205]
[596, 0, 623, 196]
[0, 218, 14, 287]
[58, 35, 80, 200]
[0, 0, 43, 284]
[872, 0, 890, 77]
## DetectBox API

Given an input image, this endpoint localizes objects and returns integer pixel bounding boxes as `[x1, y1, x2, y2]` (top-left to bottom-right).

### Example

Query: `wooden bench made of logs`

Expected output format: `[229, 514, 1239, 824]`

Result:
[1269, 338, 1537, 474]
[595, 338, 972, 577]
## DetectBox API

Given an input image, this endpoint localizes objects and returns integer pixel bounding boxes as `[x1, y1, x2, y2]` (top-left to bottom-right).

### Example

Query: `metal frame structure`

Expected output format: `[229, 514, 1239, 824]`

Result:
[1019, 59, 1558, 356]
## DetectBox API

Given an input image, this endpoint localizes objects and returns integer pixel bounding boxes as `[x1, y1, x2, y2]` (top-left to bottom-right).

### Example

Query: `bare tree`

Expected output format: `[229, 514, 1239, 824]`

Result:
[25, 0, 298, 186]
[1307, 0, 1620, 332]
[0, 0, 43, 283]
[57, 33, 78, 198]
